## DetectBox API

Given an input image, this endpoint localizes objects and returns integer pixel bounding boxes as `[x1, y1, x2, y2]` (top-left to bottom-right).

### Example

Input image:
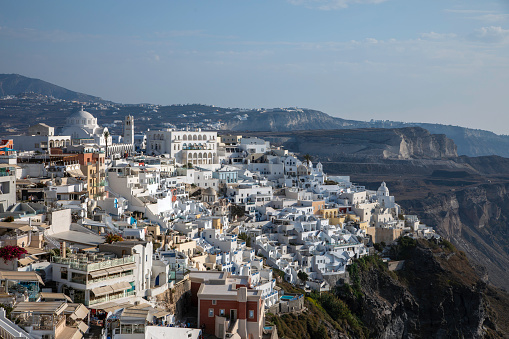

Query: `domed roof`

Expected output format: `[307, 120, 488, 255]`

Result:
[69, 107, 95, 120]
[378, 181, 389, 193]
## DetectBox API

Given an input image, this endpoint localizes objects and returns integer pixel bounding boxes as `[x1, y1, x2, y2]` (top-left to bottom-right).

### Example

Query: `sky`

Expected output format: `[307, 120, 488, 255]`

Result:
[1, 0, 509, 134]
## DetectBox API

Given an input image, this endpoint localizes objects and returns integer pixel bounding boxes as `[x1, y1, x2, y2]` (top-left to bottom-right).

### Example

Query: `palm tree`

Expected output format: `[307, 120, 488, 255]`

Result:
[103, 130, 110, 157]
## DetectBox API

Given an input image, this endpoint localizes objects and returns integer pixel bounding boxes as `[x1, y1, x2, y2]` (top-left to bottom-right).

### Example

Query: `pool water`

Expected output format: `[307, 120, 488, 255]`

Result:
[280, 295, 295, 300]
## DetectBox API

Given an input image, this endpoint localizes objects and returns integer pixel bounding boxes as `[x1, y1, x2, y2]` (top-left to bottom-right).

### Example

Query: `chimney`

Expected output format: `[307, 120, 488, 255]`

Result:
[61, 241, 67, 258]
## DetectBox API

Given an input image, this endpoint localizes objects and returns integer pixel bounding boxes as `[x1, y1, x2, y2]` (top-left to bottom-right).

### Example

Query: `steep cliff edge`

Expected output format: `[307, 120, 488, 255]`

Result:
[336, 239, 508, 338]
[241, 127, 457, 160]
[269, 239, 509, 338]
[399, 183, 509, 292]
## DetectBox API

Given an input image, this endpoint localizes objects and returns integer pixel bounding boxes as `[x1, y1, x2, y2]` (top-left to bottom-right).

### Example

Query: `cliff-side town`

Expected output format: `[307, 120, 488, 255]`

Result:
[0, 108, 438, 339]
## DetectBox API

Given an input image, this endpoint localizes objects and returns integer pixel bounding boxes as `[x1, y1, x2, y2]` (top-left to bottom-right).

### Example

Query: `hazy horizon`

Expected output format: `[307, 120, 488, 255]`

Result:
[1, 0, 509, 134]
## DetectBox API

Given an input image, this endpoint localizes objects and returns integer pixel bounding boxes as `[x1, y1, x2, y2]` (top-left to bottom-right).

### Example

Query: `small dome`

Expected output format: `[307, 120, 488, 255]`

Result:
[378, 182, 389, 194]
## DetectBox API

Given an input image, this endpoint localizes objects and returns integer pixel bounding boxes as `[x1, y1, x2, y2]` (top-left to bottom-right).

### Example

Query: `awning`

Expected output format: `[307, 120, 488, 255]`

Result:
[0, 270, 44, 285]
[106, 266, 123, 275]
[18, 256, 37, 266]
[13, 301, 67, 315]
[70, 303, 89, 321]
[91, 285, 114, 297]
[111, 281, 132, 293]
[77, 321, 89, 333]
[40, 292, 72, 302]
[153, 310, 172, 318]
[121, 263, 136, 271]
[87, 301, 132, 311]
[66, 168, 85, 177]
[88, 269, 108, 278]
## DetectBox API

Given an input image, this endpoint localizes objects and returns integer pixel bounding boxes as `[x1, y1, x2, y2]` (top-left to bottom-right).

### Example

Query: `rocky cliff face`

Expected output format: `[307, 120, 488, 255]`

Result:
[222, 109, 351, 131]
[338, 240, 507, 338]
[220, 107, 509, 158]
[243, 127, 457, 160]
[400, 183, 509, 292]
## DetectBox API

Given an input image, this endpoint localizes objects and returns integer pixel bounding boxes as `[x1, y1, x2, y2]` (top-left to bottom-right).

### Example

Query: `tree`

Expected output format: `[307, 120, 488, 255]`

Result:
[103, 130, 110, 157]
[105, 233, 123, 244]
[303, 153, 312, 165]
[303, 154, 312, 174]
[298, 270, 309, 282]
[238, 232, 252, 247]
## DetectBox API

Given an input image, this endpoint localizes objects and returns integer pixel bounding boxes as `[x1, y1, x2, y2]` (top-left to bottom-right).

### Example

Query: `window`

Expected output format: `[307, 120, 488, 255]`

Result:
[208, 308, 214, 317]
[60, 267, 68, 280]
[249, 310, 254, 318]
[212, 300, 217, 305]
[219, 309, 225, 316]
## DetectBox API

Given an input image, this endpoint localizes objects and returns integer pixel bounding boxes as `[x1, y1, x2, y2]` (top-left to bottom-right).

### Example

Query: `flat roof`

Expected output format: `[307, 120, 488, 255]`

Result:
[189, 271, 225, 282]
[198, 282, 262, 300]
[51, 230, 104, 246]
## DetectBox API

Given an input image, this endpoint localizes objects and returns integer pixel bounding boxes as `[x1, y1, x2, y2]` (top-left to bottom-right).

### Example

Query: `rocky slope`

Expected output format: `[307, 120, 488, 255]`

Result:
[400, 183, 509, 292]
[337, 239, 508, 338]
[222, 108, 509, 158]
[242, 127, 457, 160]
[268, 240, 509, 338]
[0, 74, 106, 102]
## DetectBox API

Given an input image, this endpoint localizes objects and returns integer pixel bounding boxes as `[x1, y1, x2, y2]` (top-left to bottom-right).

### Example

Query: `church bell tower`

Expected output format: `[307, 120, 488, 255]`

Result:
[123, 115, 135, 145]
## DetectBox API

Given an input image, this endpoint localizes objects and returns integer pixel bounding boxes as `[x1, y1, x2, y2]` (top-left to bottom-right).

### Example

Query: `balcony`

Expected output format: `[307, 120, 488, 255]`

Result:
[52, 255, 135, 272]
[88, 290, 136, 306]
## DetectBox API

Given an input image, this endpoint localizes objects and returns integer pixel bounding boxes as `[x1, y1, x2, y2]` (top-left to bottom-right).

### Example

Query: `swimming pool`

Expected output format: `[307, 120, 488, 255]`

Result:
[280, 295, 295, 300]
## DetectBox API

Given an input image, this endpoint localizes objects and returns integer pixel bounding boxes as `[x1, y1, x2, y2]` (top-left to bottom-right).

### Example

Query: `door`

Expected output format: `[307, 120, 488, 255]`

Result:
[230, 309, 237, 322]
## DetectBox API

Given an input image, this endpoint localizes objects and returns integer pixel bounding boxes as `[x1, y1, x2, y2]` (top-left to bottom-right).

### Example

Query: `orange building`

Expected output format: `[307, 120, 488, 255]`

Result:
[0, 140, 14, 155]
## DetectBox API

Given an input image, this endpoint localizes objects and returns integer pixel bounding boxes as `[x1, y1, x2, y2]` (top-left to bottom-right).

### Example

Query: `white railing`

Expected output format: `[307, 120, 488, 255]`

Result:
[0, 308, 33, 339]
[52, 255, 135, 272]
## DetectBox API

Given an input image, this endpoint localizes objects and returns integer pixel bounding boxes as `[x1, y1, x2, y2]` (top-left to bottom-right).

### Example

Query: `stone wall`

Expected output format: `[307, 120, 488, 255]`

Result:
[156, 277, 191, 320]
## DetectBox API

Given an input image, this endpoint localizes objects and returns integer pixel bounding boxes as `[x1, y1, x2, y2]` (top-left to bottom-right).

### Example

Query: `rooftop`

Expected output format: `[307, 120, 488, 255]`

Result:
[12, 301, 67, 315]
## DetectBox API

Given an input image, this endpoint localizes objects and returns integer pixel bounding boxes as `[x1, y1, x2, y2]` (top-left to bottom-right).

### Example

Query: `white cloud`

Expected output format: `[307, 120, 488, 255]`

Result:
[445, 9, 509, 23]
[421, 32, 457, 40]
[468, 26, 509, 43]
[471, 14, 509, 23]
[287, 0, 388, 10]
[444, 9, 494, 14]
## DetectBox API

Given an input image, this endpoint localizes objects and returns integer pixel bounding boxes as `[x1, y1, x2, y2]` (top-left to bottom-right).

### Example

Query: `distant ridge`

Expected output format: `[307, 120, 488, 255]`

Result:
[2, 73, 509, 157]
[0, 73, 108, 103]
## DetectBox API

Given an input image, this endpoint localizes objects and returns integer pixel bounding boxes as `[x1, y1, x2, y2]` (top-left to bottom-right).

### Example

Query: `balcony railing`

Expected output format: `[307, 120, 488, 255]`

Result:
[88, 290, 136, 306]
[52, 255, 135, 272]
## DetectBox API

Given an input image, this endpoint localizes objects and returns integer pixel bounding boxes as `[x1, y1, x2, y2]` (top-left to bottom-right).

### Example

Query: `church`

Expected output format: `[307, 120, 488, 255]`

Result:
[60, 107, 134, 156]
[61, 107, 110, 146]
